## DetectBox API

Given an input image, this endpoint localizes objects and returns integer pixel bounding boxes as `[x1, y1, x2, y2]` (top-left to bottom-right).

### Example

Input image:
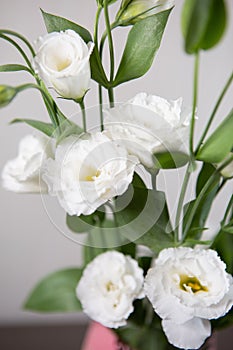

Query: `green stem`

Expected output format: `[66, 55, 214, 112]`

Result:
[0, 29, 35, 57]
[94, 6, 102, 48]
[189, 52, 199, 156]
[222, 195, 233, 226]
[174, 163, 191, 243]
[104, 0, 115, 107]
[94, 6, 105, 131]
[182, 155, 233, 242]
[17, 83, 59, 128]
[99, 84, 104, 131]
[79, 100, 87, 132]
[195, 70, 233, 153]
[0, 33, 33, 70]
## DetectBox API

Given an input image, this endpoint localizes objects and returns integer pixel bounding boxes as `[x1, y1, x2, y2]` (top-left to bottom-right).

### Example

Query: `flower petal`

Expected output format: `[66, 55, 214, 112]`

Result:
[162, 317, 211, 350]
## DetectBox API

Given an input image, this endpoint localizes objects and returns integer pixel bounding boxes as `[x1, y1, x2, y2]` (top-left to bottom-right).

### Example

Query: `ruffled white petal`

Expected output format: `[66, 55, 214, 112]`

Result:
[162, 317, 211, 350]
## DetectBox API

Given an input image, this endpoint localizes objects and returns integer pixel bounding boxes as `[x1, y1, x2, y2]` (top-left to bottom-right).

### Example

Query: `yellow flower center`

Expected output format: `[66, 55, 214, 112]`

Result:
[56, 58, 72, 72]
[106, 281, 116, 292]
[179, 275, 208, 293]
[85, 170, 101, 182]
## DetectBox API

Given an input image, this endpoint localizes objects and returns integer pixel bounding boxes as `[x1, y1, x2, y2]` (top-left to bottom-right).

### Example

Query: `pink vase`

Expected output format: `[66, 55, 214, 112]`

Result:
[81, 322, 119, 350]
[81, 322, 217, 350]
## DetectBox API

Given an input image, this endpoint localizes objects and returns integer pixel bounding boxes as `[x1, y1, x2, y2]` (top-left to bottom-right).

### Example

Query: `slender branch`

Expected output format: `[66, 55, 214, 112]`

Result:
[0, 33, 33, 69]
[0, 29, 35, 57]
[99, 85, 104, 131]
[195, 70, 233, 153]
[17, 83, 59, 128]
[79, 99, 87, 132]
[222, 195, 233, 226]
[174, 163, 191, 243]
[104, 0, 115, 107]
[94, 6, 102, 49]
[182, 155, 233, 242]
[189, 52, 199, 156]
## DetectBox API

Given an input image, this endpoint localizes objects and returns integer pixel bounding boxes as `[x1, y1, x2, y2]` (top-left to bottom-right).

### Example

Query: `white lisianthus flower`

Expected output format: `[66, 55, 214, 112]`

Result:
[43, 132, 138, 216]
[105, 93, 191, 168]
[144, 247, 233, 349]
[2, 134, 52, 193]
[118, 0, 175, 24]
[34, 30, 94, 100]
[76, 251, 144, 328]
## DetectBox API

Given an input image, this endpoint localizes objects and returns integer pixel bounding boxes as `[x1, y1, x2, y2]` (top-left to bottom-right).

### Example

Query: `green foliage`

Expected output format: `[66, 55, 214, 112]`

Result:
[24, 269, 83, 312]
[41, 9, 92, 42]
[0, 64, 31, 73]
[182, 0, 227, 54]
[10, 118, 55, 137]
[67, 209, 105, 233]
[115, 174, 174, 253]
[153, 151, 189, 169]
[183, 163, 220, 241]
[196, 109, 233, 163]
[114, 9, 172, 86]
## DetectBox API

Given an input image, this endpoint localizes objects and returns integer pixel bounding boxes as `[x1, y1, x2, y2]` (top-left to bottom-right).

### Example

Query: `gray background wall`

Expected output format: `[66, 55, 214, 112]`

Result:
[0, 0, 233, 326]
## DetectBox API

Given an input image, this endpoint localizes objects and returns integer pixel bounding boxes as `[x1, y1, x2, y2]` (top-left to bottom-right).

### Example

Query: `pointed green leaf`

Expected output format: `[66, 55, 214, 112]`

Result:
[182, 0, 227, 54]
[24, 268, 83, 312]
[153, 151, 189, 169]
[10, 118, 55, 137]
[0, 64, 31, 73]
[90, 47, 110, 88]
[196, 109, 233, 163]
[114, 9, 172, 86]
[115, 174, 174, 253]
[41, 10, 92, 43]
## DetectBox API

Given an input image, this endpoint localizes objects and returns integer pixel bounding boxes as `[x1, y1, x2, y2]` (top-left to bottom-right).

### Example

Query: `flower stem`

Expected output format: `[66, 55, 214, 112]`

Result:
[189, 52, 199, 156]
[195, 70, 233, 154]
[0, 33, 33, 70]
[0, 29, 36, 57]
[93, 6, 105, 131]
[99, 84, 104, 131]
[182, 155, 233, 242]
[79, 100, 87, 132]
[174, 163, 191, 243]
[222, 195, 233, 226]
[17, 83, 60, 129]
[104, 0, 115, 107]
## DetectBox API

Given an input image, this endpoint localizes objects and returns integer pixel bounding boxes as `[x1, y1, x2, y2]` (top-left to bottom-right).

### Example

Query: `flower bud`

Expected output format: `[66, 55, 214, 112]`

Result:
[218, 153, 233, 179]
[0, 85, 18, 108]
[117, 0, 174, 25]
[34, 30, 94, 100]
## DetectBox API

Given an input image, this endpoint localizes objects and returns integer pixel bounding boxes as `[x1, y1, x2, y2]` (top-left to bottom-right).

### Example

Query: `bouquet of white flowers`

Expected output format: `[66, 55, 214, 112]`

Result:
[1, 1, 233, 349]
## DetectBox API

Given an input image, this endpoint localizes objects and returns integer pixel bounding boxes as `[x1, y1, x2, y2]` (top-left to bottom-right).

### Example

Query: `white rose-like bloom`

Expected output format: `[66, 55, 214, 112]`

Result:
[76, 251, 144, 328]
[105, 93, 191, 168]
[144, 247, 233, 349]
[2, 134, 52, 193]
[34, 30, 94, 99]
[43, 132, 138, 216]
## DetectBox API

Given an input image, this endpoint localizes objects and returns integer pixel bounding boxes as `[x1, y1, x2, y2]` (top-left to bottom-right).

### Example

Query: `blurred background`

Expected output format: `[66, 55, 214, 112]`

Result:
[0, 0, 233, 349]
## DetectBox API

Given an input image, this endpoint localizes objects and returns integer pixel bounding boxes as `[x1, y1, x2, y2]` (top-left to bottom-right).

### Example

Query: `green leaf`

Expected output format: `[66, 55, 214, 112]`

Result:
[0, 64, 31, 73]
[196, 109, 233, 163]
[182, 0, 227, 54]
[67, 209, 105, 233]
[116, 322, 173, 350]
[115, 174, 174, 253]
[183, 165, 220, 240]
[153, 151, 189, 169]
[212, 230, 233, 274]
[24, 268, 83, 312]
[41, 9, 92, 43]
[10, 118, 55, 137]
[114, 9, 172, 86]
[90, 47, 109, 88]
[222, 225, 233, 234]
